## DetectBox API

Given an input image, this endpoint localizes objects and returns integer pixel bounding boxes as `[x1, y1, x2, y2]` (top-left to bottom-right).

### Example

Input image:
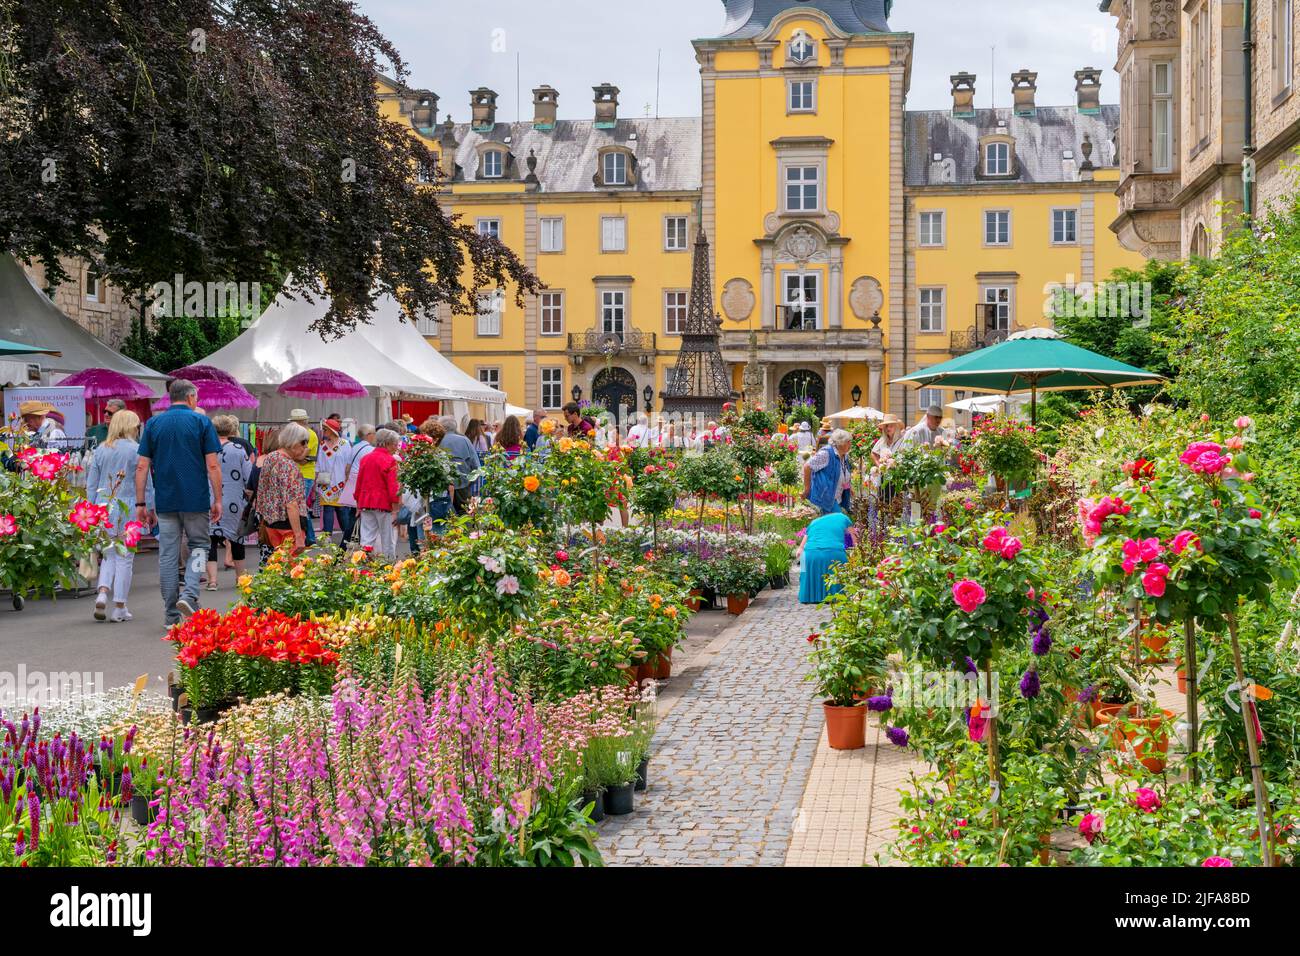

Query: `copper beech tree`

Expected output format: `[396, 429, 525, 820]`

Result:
[0, 0, 539, 334]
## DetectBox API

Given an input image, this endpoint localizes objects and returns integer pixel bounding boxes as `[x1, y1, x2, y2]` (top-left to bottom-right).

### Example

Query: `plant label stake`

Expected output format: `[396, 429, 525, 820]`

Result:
[1227, 612, 1274, 867]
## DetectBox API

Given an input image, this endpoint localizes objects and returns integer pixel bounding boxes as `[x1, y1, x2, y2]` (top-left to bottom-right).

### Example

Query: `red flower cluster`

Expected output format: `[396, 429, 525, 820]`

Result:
[1123, 458, 1155, 480]
[165, 607, 338, 669]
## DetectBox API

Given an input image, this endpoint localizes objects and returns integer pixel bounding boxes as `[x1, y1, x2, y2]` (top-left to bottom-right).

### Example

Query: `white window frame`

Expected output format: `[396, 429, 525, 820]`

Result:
[1051, 208, 1079, 245]
[918, 287, 946, 333]
[476, 218, 501, 239]
[84, 269, 104, 303]
[983, 209, 1011, 246]
[1274, 0, 1295, 99]
[1152, 61, 1174, 172]
[982, 286, 1014, 332]
[540, 217, 565, 253]
[788, 30, 816, 64]
[601, 216, 627, 253]
[985, 142, 1011, 176]
[784, 164, 819, 213]
[601, 290, 627, 335]
[482, 150, 504, 179]
[782, 271, 820, 330]
[476, 290, 503, 337]
[918, 210, 946, 247]
[788, 79, 816, 113]
[540, 290, 565, 336]
[414, 307, 440, 336]
[602, 152, 627, 186]
[477, 367, 501, 392]
[664, 290, 689, 335]
[540, 367, 564, 411]
[917, 388, 944, 412]
[664, 216, 689, 251]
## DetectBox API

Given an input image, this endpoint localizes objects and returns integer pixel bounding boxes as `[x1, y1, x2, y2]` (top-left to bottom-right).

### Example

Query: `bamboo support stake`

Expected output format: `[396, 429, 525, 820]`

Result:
[1183, 618, 1199, 785]
[1227, 612, 1274, 867]
[985, 660, 1002, 829]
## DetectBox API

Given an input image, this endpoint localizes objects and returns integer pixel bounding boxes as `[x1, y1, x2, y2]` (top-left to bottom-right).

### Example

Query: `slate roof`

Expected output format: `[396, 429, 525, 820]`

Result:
[715, 0, 893, 37]
[444, 118, 702, 193]
[904, 105, 1121, 187]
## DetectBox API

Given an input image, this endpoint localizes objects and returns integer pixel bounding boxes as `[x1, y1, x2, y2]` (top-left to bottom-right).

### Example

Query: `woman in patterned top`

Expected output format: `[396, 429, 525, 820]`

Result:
[316, 416, 348, 542]
[252, 423, 311, 556]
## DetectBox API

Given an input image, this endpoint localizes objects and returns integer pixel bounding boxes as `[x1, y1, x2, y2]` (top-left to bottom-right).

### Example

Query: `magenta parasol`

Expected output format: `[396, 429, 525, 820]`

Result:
[152, 378, 259, 412]
[277, 367, 368, 400]
[57, 368, 155, 401]
[168, 364, 242, 388]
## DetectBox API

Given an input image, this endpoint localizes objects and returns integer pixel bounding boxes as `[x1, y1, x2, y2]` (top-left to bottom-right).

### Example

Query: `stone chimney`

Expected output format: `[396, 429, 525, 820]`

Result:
[950, 73, 976, 117]
[409, 91, 439, 130]
[1075, 67, 1102, 114]
[470, 88, 497, 131]
[593, 83, 620, 128]
[1011, 69, 1038, 115]
[532, 85, 559, 130]
[437, 115, 459, 178]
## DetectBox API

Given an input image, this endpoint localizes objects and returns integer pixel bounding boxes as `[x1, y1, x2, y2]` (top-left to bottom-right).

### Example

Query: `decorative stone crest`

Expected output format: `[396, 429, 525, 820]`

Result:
[784, 226, 819, 264]
[849, 276, 884, 322]
[721, 278, 756, 323]
[1149, 0, 1176, 40]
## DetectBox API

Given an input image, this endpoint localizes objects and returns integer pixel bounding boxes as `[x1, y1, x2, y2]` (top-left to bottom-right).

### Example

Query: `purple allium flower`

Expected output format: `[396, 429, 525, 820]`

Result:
[885, 726, 909, 747]
[1031, 630, 1052, 656]
[1019, 667, 1041, 699]
[866, 696, 893, 713]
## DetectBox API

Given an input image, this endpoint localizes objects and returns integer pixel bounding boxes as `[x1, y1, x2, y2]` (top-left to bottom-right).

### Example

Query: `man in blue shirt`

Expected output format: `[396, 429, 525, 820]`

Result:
[524, 409, 544, 450]
[135, 379, 222, 627]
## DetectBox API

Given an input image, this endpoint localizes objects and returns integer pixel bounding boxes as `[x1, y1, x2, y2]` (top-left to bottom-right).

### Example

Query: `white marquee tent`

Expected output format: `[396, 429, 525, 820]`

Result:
[199, 290, 505, 423]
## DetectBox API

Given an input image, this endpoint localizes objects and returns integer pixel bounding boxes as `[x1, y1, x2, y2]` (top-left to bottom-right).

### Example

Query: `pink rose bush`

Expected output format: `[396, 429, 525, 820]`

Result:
[952, 579, 987, 613]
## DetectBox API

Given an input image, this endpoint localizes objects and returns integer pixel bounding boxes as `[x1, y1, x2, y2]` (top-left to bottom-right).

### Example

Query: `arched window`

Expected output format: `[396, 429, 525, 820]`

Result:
[788, 30, 816, 64]
[1190, 222, 1210, 258]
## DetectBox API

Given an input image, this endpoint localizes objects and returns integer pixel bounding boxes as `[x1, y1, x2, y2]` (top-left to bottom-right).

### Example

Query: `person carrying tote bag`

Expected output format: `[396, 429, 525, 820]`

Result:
[251, 424, 313, 556]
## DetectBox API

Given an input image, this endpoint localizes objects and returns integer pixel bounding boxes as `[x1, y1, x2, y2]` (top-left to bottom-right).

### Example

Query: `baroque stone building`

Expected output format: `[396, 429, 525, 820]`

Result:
[1105, 0, 1300, 259]
[384, 0, 1144, 421]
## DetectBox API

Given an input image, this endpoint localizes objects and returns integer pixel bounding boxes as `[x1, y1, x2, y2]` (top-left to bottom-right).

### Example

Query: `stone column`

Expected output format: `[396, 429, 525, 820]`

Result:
[762, 362, 775, 408]
[825, 361, 841, 413]
[761, 260, 775, 330]
[828, 261, 843, 329]
[868, 359, 884, 411]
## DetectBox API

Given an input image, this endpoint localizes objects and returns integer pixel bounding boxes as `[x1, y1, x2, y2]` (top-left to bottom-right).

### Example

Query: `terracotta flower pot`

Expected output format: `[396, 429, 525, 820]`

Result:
[726, 593, 750, 615]
[1091, 702, 1123, 727]
[654, 650, 672, 680]
[617, 664, 638, 688]
[1142, 630, 1170, 663]
[1109, 708, 1175, 774]
[823, 702, 867, 750]
[685, 589, 703, 612]
[636, 661, 656, 684]
[1176, 668, 1188, 695]
[1037, 833, 1051, 866]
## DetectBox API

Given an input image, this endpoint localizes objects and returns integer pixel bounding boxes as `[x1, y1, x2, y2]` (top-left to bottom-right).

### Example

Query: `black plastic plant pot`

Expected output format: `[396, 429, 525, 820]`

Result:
[604, 781, 635, 815]
[581, 789, 605, 822]
[130, 794, 157, 827]
[195, 706, 221, 724]
[770, 576, 786, 590]
[634, 757, 649, 792]
[169, 684, 184, 710]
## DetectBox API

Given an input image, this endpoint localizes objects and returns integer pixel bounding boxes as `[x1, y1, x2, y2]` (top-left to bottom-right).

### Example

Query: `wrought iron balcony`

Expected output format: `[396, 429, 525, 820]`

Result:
[950, 327, 1012, 354]
[567, 328, 657, 357]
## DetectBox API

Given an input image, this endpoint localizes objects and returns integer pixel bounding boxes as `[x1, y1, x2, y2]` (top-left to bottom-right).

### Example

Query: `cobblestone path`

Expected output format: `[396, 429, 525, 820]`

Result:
[599, 581, 832, 866]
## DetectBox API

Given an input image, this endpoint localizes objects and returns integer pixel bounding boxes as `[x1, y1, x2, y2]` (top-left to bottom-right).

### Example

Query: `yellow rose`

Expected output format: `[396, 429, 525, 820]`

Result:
[351, 550, 367, 565]
[290, 564, 306, 579]
[540, 418, 557, 435]
[558, 437, 574, 453]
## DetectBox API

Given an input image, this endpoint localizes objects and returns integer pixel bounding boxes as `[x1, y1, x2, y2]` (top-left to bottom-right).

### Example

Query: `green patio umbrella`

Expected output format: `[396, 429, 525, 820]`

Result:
[891, 328, 1166, 423]
[0, 338, 61, 357]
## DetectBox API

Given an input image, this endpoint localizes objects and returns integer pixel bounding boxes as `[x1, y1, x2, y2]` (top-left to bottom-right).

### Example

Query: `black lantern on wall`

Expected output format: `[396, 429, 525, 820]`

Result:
[643, 384, 653, 413]
[571, 385, 582, 403]
[851, 384, 863, 406]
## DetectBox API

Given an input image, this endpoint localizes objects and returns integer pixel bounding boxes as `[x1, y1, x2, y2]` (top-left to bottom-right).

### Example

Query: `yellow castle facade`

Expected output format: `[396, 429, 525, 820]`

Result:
[379, 0, 1145, 423]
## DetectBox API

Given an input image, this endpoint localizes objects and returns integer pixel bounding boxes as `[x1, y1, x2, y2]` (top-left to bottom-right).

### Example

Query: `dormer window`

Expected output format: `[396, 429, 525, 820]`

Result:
[789, 30, 816, 64]
[977, 135, 1017, 180]
[603, 152, 627, 186]
[482, 149, 504, 179]
[594, 146, 638, 188]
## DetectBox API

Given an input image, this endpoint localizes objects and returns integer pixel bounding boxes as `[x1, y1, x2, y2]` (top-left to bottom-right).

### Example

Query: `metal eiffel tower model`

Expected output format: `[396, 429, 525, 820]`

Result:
[659, 224, 735, 418]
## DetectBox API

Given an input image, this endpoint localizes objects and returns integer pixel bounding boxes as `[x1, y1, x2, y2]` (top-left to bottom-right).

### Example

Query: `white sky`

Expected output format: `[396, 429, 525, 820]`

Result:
[360, 0, 1119, 119]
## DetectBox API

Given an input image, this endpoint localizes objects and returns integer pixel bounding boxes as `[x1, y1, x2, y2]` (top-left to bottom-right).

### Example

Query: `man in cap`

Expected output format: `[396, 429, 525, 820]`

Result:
[287, 409, 320, 545]
[904, 403, 947, 448]
[19, 400, 66, 448]
[84, 398, 126, 450]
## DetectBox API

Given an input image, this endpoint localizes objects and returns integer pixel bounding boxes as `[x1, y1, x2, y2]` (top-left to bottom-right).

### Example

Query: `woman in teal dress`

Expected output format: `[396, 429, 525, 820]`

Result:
[798, 511, 856, 604]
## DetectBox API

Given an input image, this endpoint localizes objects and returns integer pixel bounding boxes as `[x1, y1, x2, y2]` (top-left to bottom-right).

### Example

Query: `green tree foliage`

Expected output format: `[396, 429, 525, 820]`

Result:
[0, 0, 539, 335]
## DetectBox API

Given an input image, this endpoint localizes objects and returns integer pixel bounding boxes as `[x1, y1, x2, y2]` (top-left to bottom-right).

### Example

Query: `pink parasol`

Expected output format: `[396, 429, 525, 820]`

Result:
[57, 367, 155, 401]
[277, 367, 368, 400]
[168, 364, 242, 388]
[152, 378, 259, 412]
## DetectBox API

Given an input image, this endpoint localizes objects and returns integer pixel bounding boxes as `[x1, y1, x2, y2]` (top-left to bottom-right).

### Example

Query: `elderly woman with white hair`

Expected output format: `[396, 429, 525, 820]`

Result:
[251, 422, 314, 555]
[803, 428, 854, 516]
